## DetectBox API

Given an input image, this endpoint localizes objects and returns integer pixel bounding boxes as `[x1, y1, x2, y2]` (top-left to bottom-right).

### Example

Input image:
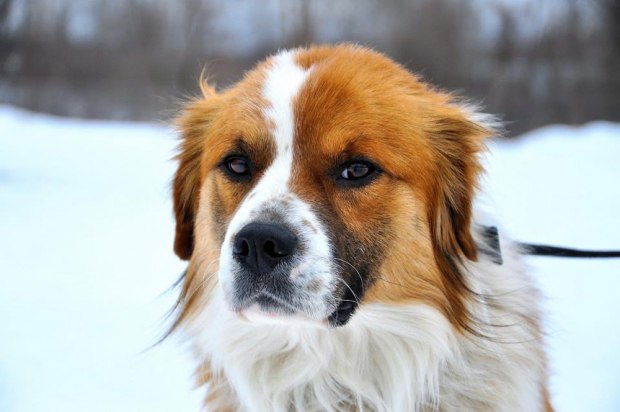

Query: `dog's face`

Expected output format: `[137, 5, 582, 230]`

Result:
[172, 45, 492, 330]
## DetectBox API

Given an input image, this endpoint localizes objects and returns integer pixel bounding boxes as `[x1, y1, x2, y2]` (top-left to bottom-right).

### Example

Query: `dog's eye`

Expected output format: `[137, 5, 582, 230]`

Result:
[222, 155, 251, 180]
[228, 157, 249, 174]
[341, 163, 371, 179]
[336, 160, 380, 187]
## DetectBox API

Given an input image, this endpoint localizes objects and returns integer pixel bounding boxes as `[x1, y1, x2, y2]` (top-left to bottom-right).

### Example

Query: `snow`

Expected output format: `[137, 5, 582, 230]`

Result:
[486, 123, 620, 411]
[1, 105, 619, 411]
[0, 106, 201, 412]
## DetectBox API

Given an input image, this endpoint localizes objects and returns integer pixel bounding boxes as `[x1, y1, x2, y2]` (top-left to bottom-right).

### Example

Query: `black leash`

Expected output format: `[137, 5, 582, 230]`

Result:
[519, 243, 620, 258]
[480, 225, 620, 263]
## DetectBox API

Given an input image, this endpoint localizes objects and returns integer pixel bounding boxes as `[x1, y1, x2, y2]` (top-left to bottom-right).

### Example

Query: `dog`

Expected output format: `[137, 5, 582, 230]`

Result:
[170, 44, 552, 411]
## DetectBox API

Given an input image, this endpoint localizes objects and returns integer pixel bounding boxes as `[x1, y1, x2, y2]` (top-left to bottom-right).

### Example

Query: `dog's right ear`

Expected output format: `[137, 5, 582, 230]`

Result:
[173, 83, 219, 260]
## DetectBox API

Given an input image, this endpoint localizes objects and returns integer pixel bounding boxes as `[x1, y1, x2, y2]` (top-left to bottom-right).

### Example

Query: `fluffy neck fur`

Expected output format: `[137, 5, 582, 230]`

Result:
[186, 236, 547, 412]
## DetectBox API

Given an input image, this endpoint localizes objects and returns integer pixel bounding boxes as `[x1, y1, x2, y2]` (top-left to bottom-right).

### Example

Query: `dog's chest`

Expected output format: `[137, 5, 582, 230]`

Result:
[195, 275, 545, 412]
[200, 302, 458, 411]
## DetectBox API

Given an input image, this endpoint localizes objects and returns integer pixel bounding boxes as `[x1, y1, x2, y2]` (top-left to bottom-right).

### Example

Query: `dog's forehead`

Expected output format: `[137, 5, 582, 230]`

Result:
[251, 48, 413, 162]
[254, 49, 374, 173]
[221, 51, 313, 236]
[226, 50, 308, 209]
[261, 50, 310, 165]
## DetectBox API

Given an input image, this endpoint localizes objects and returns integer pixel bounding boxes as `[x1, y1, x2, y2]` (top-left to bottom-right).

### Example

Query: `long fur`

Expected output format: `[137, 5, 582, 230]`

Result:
[169, 44, 552, 411]
[181, 233, 547, 412]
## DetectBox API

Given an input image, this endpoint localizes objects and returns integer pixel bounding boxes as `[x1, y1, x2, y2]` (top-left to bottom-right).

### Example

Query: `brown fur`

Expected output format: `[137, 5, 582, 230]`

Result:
[170, 44, 551, 410]
[292, 46, 489, 333]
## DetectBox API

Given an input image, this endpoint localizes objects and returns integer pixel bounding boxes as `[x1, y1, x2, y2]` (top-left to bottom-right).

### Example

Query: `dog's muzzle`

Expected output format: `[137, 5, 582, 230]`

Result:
[223, 214, 358, 326]
[228, 221, 304, 315]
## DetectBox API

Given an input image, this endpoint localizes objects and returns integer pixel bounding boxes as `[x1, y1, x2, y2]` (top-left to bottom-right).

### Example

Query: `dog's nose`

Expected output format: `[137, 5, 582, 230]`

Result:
[233, 223, 297, 276]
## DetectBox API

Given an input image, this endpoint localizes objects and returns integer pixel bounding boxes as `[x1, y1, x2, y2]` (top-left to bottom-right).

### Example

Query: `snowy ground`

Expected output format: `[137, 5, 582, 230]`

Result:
[1, 105, 618, 411]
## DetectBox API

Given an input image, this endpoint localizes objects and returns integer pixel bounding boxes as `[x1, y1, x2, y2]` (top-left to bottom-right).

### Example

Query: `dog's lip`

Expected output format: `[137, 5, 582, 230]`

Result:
[236, 294, 330, 326]
[235, 291, 301, 313]
[327, 299, 359, 327]
[226, 279, 358, 325]
[254, 294, 297, 312]
[233, 296, 355, 328]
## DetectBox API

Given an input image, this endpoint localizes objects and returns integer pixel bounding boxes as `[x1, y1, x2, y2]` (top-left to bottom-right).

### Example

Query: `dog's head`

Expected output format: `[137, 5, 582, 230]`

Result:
[172, 45, 494, 330]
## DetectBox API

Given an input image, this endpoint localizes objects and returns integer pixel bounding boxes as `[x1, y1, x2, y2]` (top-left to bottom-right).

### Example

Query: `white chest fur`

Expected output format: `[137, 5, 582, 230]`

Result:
[189, 241, 546, 412]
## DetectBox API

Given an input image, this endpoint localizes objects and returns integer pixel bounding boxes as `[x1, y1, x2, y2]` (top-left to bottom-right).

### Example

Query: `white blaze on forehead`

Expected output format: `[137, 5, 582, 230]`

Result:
[224, 50, 310, 237]
[218, 50, 339, 318]
[263, 50, 309, 164]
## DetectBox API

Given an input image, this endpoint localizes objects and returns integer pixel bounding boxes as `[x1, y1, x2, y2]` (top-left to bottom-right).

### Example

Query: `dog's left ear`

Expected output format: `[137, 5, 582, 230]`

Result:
[427, 107, 494, 263]
[173, 83, 220, 260]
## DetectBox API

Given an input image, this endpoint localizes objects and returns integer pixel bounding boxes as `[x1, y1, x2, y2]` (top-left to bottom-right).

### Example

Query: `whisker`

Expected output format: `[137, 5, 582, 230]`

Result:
[337, 299, 361, 304]
[334, 277, 361, 304]
[333, 257, 406, 288]
[373, 275, 406, 288]
[333, 257, 365, 289]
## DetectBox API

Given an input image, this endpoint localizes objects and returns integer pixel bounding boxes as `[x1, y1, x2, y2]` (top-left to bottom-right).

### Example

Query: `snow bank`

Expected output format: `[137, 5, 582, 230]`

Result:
[0, 106, 201, 411]
[1, 105, 618, 411]
[487, 122, 620, 411]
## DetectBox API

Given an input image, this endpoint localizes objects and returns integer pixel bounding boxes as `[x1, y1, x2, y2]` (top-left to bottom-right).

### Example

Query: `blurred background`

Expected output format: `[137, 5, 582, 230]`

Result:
[1, 0, 619, 135]
[1, 1, 619, 412]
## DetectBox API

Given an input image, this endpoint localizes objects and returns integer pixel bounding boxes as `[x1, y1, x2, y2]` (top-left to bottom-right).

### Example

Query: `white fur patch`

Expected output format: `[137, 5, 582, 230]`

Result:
[217, 51, 336, 322]
[191, 237, 547, 411]
[223, 50, 308, 239]
[197, 290, 456, 412]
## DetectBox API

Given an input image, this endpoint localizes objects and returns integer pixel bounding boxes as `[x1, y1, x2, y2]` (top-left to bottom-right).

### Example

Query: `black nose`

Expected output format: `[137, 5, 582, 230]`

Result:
[233, 223, 297, 276]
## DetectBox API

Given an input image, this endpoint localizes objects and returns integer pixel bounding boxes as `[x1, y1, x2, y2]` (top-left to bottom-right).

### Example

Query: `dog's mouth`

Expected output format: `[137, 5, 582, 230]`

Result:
[327, 300, 358, 326]
[232, 288, 322, 323]
[231, 286, 360, 327]
[253, 293, 298, 315]
[327, 285, 360, 327]
[225, 252, 365, 327]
